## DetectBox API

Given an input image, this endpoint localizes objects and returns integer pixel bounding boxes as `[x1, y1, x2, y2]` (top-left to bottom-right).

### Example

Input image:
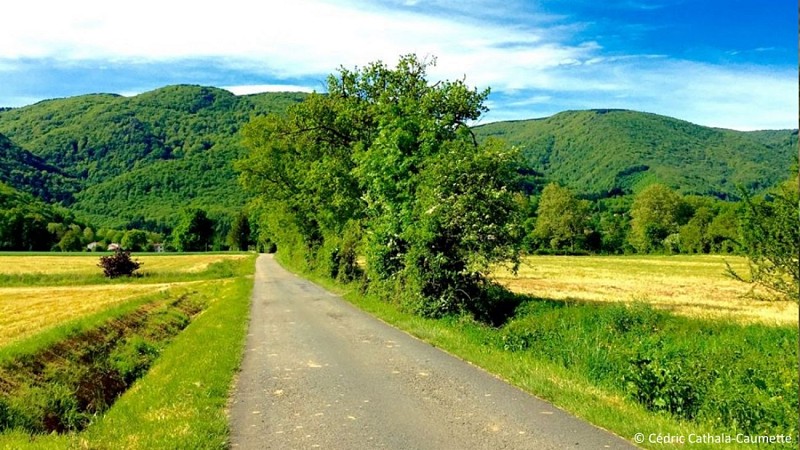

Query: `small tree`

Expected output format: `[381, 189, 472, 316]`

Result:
[58, 229, 84, 252]
[173, 208, 214, 252]
[629, 184, 683, 253]
[533, 183, 589, 252]
[728, 182, 799, 301]
[98, 249, 142, 278]
[227, 212, 251, 251]
[121, 229, 148, 252]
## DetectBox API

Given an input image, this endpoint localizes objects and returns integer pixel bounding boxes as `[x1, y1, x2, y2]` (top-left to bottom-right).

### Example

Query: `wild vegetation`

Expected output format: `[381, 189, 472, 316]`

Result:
[235, 54, 797, 447]
[0, 253, 255, 448]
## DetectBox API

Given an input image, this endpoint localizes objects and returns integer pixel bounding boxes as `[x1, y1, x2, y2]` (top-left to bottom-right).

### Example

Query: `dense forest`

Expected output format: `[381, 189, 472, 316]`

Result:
[0, 86, 308, 228]
[474, 109, 797, 200]
[0, 83, 795, 259]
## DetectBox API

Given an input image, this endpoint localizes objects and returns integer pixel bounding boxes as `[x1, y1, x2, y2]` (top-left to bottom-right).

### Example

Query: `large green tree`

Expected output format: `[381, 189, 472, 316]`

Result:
[628, 184, 684, 253]
[532, 183, 590, 252]
[172, 208, 214, 252]
[239, 54, 521, 316]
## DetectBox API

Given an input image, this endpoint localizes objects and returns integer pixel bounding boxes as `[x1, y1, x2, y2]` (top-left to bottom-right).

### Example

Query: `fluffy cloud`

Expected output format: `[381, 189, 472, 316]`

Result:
[1, 0, 796, 129]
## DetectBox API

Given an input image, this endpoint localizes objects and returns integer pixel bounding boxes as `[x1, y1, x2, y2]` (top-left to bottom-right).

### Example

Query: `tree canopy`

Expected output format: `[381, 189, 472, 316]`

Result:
[239, 54, 521, 316]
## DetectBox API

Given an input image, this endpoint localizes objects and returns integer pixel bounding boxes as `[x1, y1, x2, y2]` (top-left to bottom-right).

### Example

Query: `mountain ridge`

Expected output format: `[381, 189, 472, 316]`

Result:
[0, 86, 795, 228]
[474, 108, 796, 199]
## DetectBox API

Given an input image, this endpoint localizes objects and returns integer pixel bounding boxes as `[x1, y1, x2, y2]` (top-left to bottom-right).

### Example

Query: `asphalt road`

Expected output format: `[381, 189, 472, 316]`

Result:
[229, 254, 637, 449]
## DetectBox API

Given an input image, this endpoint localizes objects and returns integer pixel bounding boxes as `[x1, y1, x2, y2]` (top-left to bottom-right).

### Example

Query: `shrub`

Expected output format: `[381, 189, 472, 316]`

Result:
[623, 354, 703, 419]
[98, 249, 141, 278]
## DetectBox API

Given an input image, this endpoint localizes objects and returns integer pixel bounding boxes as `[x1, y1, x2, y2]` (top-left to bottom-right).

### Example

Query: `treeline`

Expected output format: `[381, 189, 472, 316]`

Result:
[0, 182, 256, 253]
[238, 55, 520, 317]
[523, 182, 744, 255]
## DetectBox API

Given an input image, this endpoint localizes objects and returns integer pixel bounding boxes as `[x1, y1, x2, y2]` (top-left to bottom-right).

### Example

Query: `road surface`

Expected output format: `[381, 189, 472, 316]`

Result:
[229, 254, 636, 449]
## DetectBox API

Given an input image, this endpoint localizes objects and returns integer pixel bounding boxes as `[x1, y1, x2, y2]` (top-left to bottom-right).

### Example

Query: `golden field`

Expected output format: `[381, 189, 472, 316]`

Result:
[492, 254, 798, 326]
[0, 284, 170, 347]
[0, 253, 247, 275]
[0, 254, 248, 348]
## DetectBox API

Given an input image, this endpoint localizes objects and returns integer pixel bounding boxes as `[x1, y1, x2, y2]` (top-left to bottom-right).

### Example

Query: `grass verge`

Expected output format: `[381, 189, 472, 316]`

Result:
[277, 253, 798, 450]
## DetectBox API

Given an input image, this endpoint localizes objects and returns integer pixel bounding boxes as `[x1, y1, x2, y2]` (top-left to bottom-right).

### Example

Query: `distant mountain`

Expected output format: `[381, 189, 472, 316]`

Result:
[0, 133, 78, 202]
[0, 85, 308, 227]
[474, 109, 796, 199]
[0, 89, 795, 231]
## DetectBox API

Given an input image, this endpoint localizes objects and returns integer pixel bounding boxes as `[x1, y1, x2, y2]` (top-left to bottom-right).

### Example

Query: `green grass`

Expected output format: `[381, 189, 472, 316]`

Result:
[0, 254, 256, 449]
[278, 253, 798, 450]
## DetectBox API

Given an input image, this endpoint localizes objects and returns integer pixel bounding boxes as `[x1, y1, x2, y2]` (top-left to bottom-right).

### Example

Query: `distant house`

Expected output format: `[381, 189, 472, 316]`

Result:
[153, 243, 165, 253]
[107, 243, 121, 251]
[87, 241, 99, 251]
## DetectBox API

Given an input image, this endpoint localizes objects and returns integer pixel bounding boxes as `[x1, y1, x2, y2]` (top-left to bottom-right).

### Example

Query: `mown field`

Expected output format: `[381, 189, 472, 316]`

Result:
[0, 253, 256, 449]
[493, 254, 798, 326]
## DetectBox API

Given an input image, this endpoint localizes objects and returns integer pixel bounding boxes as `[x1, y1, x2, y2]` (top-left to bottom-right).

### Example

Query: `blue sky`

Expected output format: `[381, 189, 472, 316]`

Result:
[0, 0, 795, 130]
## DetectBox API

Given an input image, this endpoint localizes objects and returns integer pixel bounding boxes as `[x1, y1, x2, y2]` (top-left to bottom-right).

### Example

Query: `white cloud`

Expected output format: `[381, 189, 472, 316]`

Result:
[222, 84, 316, 95]
[1, 0, 796, 129]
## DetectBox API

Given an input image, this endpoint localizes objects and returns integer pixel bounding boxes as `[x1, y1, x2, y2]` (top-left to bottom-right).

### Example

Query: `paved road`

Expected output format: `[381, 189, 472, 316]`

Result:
[229, 254, 637, 449]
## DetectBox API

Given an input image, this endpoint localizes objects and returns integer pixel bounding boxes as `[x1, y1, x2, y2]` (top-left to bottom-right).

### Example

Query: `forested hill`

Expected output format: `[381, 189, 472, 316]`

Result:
[0, 133, 79, 203]
[0, 86, 795, 230]
[0, 85, 308, 228]
[474, 109, 797, 200]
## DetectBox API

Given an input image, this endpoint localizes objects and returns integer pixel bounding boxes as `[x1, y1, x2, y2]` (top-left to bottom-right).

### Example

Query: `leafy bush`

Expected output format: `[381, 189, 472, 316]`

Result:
[623, 354, 703, 419]
[729, 181, 799, 301]
[98, 249, 141, 278]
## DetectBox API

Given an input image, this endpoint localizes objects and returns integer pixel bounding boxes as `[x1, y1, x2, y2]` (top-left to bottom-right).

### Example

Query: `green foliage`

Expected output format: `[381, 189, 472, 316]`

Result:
[240, 54, 521, 317]
[629, 184, 684, 253]
[729, 181, 799, 301]
[0, 133, 78, 202]
[496, 300, 797, 435]
[474, 110, 795, 200]
[172, 208, 214, 252]
[227, 211, 251, 251]
[533, 183, 590, 251]
[57, 228, 84, 252]
[0, 86, 307, 229]
[0, 183, 85, 251]
[401, 138, 521, 316]
[120, 229, 148, 251]
[98, 249, 141, 278]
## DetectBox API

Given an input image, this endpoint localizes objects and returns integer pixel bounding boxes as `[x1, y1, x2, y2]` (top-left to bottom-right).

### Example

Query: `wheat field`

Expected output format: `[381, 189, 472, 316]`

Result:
[0, 253, 249, 348]
[0, 254, 247, 275]
[492, 254, 798, 326]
